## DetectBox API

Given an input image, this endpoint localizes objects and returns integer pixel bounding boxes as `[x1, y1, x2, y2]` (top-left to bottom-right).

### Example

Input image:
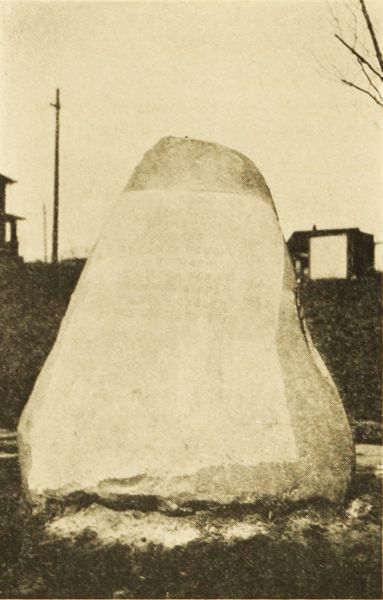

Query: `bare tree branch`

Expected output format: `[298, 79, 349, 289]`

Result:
[340, 77, 383, 107]
[359, 0, 383, 72]
[342, 1, 377, 61]
[345, 2, 376, 63]
[358, 57, 383, 102]
[328, 1, 383, 111]
[353, 11, 358, 48]
[329, 60, 347, 82]
[327, 0, 344, 38]
[335, 33, 383, 82]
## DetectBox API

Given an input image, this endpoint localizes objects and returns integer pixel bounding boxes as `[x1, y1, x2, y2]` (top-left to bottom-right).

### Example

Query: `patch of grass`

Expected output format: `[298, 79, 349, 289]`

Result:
[0, 465, 379, 599]
[299, 274, 382, 423]
[0, 259, 85, 429]
[351, 420, 382, 444]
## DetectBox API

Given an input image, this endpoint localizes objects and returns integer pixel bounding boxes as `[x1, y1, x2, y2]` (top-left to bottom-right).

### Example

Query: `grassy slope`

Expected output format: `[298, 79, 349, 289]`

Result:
[299, 275, 382, 423]
[0, 260, 84, 429]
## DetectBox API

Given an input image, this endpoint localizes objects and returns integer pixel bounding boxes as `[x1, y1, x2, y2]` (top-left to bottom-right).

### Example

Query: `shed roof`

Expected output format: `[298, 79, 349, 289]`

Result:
[0, 174, 16, 185]
[0, 212, 25, 221]
[288, 227, 373, 244]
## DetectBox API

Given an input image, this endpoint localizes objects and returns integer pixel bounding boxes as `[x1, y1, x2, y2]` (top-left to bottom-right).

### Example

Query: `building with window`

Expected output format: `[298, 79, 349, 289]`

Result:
[287, 226, 375, 279]
[0, 173, 24, 260]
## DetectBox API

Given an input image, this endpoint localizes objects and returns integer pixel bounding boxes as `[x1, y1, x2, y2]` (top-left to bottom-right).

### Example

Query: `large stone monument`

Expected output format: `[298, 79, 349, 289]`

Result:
[18, 136, 353, 512]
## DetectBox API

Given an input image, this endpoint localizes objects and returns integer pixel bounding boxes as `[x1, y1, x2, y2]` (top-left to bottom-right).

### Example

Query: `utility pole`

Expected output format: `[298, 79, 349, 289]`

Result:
[43, 203, 47, 262]
[50, 88, 61, 263]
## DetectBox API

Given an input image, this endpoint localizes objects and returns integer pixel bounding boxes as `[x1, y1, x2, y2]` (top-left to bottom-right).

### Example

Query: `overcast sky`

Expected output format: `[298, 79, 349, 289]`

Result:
[0, 0, 382, 261]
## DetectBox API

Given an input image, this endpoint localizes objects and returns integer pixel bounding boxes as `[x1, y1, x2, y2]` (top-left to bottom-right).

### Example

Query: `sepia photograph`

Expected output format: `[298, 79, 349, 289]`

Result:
[0, 0, 382, 598]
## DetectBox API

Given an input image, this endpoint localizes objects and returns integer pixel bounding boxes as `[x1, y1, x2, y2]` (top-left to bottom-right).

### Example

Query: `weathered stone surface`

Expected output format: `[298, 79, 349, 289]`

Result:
[18, 136, 353, 508]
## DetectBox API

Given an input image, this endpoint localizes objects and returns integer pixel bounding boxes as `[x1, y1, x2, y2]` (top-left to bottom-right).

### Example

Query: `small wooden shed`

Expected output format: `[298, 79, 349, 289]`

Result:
[288, 226, 375, 279]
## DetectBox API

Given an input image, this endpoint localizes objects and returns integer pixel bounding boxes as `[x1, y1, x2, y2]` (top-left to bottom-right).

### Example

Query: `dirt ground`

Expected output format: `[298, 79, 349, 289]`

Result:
[0, 444, 381, 599]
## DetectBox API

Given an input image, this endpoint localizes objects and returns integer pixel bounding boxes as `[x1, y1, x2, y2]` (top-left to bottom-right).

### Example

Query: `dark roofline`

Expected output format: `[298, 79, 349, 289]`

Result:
[0, 213, 25, 221]
[291, 227, 360, 236]
[288, 227, 374, 243]
[0, 174, 17, 185]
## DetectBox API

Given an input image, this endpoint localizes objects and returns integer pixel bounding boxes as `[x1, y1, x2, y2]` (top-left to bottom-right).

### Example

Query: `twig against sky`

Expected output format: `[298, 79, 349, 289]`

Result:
[358, 58, 383, 103]
[335, 34, 383, 83]
[359, 0, 383, 72]
[340, 77, 383, 108]
[332, 0, 383, 110]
